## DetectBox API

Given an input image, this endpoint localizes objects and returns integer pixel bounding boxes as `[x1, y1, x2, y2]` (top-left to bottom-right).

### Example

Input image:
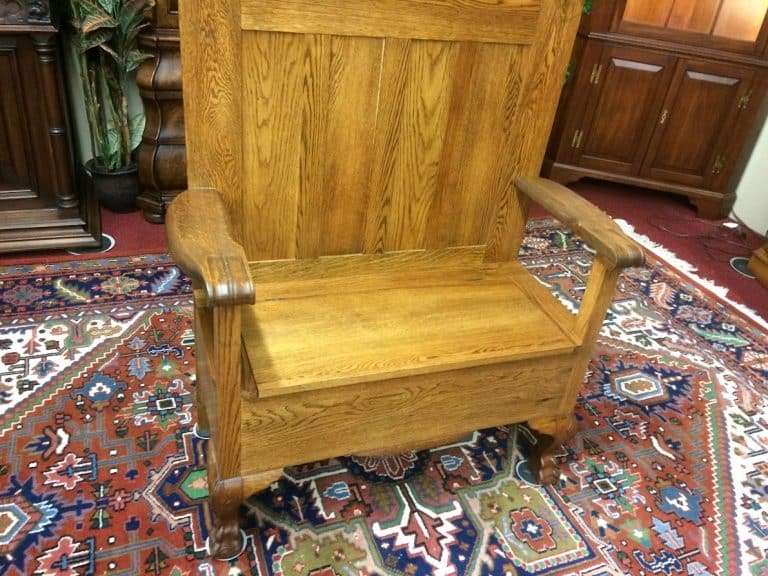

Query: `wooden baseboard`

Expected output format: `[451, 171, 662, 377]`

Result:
[748, 243, 768, 288]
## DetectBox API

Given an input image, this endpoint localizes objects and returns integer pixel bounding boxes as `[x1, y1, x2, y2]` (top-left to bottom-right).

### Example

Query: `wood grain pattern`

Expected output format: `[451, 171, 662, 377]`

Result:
[171, 1, 635, 558]
[248, 246, 486, 283]
[240, 357, 570, 472]
[241, 0, 541, 44]
[241, 33, 384, 259]
[213, 305, 243, 477]
[166, 188, 254, 306]
[484, 0, 584, 260]
[425, 43, 518, 248]
[298, 36, 382, 257]
[515, 177, 645, 268]
[241, 262, 576, 396]
[178, 0, 243, 241]
[241, 32, 304, 259]
[560, 254, 622, 413]
[364, 39, 456, 252]
[238, 16, 585, 261]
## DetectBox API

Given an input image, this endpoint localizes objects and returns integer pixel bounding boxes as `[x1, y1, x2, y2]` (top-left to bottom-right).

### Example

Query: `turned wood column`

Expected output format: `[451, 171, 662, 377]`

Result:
[136, 0, 186, 224]
[31, 31, 77, 208]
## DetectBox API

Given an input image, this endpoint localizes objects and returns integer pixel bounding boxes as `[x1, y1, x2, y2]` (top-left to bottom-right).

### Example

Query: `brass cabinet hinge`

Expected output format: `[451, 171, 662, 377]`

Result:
[738, 90, 753, 110]
[571, 129, 584, 149]
[712, 154, 725, 175]
[659, 109, 669, 125]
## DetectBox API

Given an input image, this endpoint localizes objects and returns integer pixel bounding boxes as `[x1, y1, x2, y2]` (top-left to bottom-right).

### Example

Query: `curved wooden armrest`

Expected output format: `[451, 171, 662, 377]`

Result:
[166, 188, 255, 306]
[516, 177, 645, 269]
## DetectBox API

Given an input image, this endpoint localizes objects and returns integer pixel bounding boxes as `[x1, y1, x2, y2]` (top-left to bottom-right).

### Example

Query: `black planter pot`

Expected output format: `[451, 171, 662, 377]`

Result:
[87, 160, 140, 213]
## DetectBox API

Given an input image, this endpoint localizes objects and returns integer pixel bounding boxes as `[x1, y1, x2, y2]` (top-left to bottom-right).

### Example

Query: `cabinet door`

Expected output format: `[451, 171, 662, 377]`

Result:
[573, 45, 674, 176]
[0, 37, 36, 199]
[641, 59, 755, 189]
[0, 31, 99, 252]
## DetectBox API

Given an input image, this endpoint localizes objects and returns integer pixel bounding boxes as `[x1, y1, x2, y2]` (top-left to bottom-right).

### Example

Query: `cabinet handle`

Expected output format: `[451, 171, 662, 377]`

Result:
[589, 64, 603, 85]
[571, 129, 584, 149]
[738, 90, 753, 110]
[659, 109, 669, 125]
[712, 154, 725, 175]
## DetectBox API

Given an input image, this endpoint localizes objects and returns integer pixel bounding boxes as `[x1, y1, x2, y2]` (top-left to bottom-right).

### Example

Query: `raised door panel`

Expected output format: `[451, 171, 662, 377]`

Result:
[641, 60, 754, 188]
[0, 37, 36, 199]
[574, 46, 674, 176]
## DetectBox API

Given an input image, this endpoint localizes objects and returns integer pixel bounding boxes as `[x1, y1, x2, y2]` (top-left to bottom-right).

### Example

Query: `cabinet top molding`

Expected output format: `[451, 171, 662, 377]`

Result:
[0, 0, 51, 26]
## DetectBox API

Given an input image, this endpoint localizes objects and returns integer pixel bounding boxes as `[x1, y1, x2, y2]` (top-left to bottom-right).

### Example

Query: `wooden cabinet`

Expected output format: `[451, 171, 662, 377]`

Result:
[0, 1, 99, 252]
[642, 59, 756, 189]
[572, 45, 674, 175]
[545, 0, 768, 219]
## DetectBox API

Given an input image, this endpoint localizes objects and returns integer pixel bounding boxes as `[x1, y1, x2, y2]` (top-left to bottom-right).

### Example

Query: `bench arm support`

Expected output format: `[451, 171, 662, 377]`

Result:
[515, 177, 644, 270]
[166, 188, 254, 307]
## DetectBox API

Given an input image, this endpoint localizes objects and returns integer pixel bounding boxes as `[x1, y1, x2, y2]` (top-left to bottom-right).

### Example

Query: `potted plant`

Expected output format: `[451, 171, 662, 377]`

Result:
[66, 0, 155, 212]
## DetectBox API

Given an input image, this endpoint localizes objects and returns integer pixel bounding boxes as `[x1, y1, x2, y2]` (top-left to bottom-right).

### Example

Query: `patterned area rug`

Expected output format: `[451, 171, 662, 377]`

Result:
[1, 220, 766, 576]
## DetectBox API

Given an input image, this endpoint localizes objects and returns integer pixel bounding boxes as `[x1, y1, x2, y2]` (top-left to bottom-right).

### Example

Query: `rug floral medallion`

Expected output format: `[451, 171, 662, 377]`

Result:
[0, 221, 765, 576]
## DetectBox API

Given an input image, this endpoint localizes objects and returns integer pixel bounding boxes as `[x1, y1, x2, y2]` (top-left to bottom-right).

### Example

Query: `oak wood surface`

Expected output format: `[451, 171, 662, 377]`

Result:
[171, 0, 633, 559]
[515, 176, 645, 268]
[166, 188, 254, 306]
[239, 356, 571, 472]
[482, 0, 584, 260]
[242, 258, 578, 397]
[178, 0, 243, 241]
[241, 0, 541, 44]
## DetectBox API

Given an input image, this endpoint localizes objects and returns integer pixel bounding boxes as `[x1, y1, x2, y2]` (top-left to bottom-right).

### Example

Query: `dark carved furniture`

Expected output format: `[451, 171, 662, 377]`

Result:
[545, 0, 768, 219]
[0, 0, 100, 252]
[136, 0, 186, 223]
[167, 0, 644, 560]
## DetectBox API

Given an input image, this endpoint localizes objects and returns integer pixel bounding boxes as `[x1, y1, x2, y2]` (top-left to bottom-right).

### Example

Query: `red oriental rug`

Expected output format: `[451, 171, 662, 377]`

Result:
[0, 220, 766, 576]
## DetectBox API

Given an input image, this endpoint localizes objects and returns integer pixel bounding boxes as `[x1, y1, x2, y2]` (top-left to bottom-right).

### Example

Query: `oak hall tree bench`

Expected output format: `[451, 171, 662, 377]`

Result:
[166, 0, 645, 560]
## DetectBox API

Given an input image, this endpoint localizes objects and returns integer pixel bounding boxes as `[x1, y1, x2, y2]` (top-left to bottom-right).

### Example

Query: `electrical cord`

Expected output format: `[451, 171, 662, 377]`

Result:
[649, 216, 759, 262]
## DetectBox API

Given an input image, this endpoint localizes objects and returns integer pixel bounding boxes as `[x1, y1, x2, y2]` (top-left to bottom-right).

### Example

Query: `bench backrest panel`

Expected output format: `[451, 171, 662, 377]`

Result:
[180, 0, 582, 261]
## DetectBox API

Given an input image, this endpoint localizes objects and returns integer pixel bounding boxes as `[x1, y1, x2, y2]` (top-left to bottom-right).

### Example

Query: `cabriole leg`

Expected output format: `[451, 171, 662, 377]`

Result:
[527, 415, 576, 485]
[207, 473, 247, 561]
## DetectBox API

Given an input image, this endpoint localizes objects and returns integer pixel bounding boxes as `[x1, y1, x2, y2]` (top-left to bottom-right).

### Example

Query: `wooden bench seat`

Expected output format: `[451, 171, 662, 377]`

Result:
[242, 254, 578, 397]
[167, 0, 645, 559]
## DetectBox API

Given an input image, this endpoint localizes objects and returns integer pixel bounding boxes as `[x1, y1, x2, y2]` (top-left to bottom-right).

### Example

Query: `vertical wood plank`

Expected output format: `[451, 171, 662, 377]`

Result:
[179, 0, 242, 241]
[213, 306, 242, 481]
[300, 36, 383, 257]
[391, 40, 455, 250]
[484, 0, 583, 261]
[363, 38, 411, 253]
[426, 43, 518, 249]
[295, 35, 331, 258]
[242, 31, 306, 260]
[364, 39, 455, 253]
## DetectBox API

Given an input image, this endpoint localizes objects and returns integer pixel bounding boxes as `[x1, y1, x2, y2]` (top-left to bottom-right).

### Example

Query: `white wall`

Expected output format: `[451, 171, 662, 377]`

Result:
[733, 117, 768, 235]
